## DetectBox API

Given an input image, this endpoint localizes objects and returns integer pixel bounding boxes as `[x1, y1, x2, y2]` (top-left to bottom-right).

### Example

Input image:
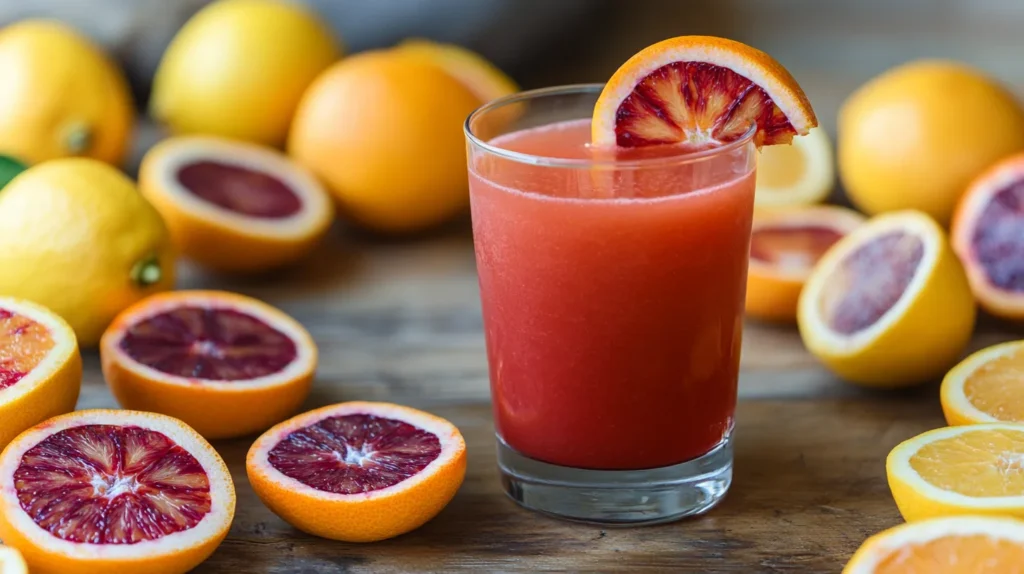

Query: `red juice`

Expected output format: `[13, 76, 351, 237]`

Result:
[469, 118, 755, 470]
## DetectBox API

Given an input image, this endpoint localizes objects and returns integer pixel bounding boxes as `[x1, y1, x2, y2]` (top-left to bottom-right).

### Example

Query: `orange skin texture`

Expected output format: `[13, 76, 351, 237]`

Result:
[100, 291, 316, 440]
[247, 402, 467, 542]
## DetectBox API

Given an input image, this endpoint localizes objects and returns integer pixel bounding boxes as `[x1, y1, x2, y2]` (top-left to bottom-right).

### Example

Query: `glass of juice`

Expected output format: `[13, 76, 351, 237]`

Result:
[465, 84, 757, 524]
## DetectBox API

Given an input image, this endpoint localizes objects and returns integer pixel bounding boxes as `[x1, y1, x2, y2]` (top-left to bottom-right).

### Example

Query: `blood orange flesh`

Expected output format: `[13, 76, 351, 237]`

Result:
[118, 306, 298, 381]
[177, 161, 302, 219]
[750, 225, 845, 271]
[971, 181, 1024, 292]
[0, 308, 53, 390]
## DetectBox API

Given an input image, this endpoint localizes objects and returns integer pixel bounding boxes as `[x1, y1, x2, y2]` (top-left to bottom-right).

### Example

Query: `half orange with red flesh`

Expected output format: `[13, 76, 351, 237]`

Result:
[593, 36, 817, 149]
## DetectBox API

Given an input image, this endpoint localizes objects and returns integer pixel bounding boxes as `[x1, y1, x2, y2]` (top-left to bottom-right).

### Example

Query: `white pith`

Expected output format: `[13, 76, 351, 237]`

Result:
[250, 402, 466, 501]
[755, 126, 834, 208]
[799, 211, 940, 355]
[748, 205, 864, 281]
[0, 297, 76, 406]
[844, 515, 1024, 573]
[0, 410, 234, 561]
[109, 292, 316, 391]
[942, 341, 1024, 424]
[0, 546, 27, 573]
[150, 136, 332, 238]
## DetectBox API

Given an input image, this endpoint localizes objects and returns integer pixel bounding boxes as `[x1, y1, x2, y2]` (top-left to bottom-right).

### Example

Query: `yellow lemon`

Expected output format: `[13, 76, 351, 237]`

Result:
[0, 20, 134, 166]
[0, 159, 175, 346]
[941, 340, 1024, 426]
[755, 127, 834, 210]
[150, 0, 341, 147]
[839, 60, 1024, 225]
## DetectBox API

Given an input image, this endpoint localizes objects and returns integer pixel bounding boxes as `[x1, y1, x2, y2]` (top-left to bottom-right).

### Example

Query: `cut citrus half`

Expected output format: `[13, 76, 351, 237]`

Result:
[941, 340, 1024, 426]
[396, 38, 518, 104]
[746, 205, 864, 322]
[842, 515, 1024, 574]
[755, 127, 834, 209]
[0, 410, 235, 574]
[798, 210, 976, 387]
[592, 35, 816, 149]
[887, 423, 1024, 522]
[100, 290, 317, 440]
[952, 152, 1024, 320]
[247, 401, 466, 543]
[0, 297, 80, 451]
[139, 136, 334, 273]
[0, 547, 27, 574]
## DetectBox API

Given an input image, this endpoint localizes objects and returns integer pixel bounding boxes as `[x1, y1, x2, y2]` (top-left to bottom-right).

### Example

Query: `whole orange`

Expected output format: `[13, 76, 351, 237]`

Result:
[288, 50, 481, 233]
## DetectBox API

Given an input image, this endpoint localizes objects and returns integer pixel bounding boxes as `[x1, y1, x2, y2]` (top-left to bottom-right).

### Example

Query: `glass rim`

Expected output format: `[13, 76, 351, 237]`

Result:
[464, 83, 757, 169]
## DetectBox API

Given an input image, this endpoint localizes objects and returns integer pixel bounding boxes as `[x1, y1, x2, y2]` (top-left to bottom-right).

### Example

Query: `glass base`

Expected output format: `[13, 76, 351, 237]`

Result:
[497, 435, 732, 525]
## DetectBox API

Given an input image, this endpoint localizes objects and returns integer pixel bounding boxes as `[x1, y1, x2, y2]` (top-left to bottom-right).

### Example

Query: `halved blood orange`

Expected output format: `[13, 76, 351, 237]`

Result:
[798, 210, 976, 387]
[100, 290, 317, 440]
[0, 547, 27, 574]
[0, 410, 235, 574]
[592, 36, 817, 149]
[139, 135, 334, 273]
[247, 401, 466, 543]
[952, 152, 1024, 320]
[746, 205, 864, 322]
[0, 297, 80, 451]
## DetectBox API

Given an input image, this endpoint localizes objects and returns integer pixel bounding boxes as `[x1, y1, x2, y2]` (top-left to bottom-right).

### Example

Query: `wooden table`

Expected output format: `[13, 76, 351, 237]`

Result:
[75, 222, 1020, 573]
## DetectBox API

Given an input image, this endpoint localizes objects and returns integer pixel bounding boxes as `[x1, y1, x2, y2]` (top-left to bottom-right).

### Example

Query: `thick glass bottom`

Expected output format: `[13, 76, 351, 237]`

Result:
[497, 434, 733, 525]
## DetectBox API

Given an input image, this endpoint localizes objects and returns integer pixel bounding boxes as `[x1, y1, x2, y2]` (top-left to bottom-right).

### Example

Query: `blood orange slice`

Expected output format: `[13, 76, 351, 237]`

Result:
[0, 297, 80, 451]
[247, 401, 466, 543]
[0, 410, 235, 574]
[100, 290, 317, 440]
[746, 205, 864, 322]
[139, 136, 334, 273]
[592, 36, 817, 149]
[952, 153, 1024, 320]
[0, 547, 27, 574]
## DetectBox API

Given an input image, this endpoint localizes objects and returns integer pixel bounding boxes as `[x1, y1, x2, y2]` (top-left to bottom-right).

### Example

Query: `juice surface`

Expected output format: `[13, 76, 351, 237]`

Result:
[469, 119, 755, 470]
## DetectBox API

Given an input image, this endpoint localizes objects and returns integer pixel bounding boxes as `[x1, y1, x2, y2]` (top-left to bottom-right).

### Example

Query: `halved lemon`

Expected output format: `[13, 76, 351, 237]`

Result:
[755, 127, 834, 209]
[0, 547, 27, 574]
[843, 515, 1024, 573]
[941, 340, 1024, 426]
[746, 205, 864, 322]
[798, 210, 976, 387]
[887, 423, 1024, 521]
[592, 35, 817, 149]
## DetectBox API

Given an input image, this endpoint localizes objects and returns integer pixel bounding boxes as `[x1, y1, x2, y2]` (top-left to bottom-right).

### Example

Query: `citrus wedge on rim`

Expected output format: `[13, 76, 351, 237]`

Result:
[592, 35, 817, 149]
[247, 401, 466, 543]
[0, 409, 235, 574]
[746, 205, 864, 322]
[842, 515, 1024, 574]
[0, 547, 27, 574]
[798, 210, 975, 387]
[0, 297, 80, 451]
[755, 127, 834, 209]
[941, 340, 1024, 426]
[952, 152, 1024, 320]
[886, 423, 1024, 522]
[100, 290, 317, 440]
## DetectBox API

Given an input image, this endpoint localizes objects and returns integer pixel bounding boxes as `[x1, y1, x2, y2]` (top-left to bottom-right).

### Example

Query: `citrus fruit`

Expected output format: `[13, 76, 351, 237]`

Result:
[0, 20, 134, 166]
[397, 38, 519, 103]
[951, 153, 1024, 320]
[746, 205, 864, 322]
[755, 127, 834, 209]
[886, 423, 1024, 522]
[0, 297, 81, 452]
[592, 35, 817, 149]
[0, 547, 27, 574]
[940, 340, 1024, 426]
[797, 210, 976, 387]
[838, 60, 1024, 225]
[842, 515, 1024, 574]
[139, 136, 334, 273]
[150, 0, 341, 147]
[0, 158, 174, 346]
[288, 49, 481, 233]
[0, 410, 235, 574]
[100, 290, 316, 440]
[247, 401, 466, 542]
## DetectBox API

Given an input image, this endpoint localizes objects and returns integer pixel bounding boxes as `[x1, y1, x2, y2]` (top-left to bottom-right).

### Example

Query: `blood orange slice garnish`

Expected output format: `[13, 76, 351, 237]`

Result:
[592, 36, 817, 149]
[100, 290, 317, 440]
[0, 410, 234, 574]
[746, 205, 864, 322]
[247, 401, 466, 543]
[139, 135, 334, 273]
[0, 297, 80, 451]
[952, 153, 1024, 320]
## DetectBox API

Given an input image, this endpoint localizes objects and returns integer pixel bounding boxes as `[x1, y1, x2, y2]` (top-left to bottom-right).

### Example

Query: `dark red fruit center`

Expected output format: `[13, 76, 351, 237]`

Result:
[615, 61, 797, 148]
[824, 231, 923, 335]
[973, 182, 1024, 293]
[0, 308, 53, 391]
[14, 424, 211, 545]
[750, 225, 844, 269]
[267, 414, 442, 495]
[119, 306, 297, 381]
[177, 161, 302, 219]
